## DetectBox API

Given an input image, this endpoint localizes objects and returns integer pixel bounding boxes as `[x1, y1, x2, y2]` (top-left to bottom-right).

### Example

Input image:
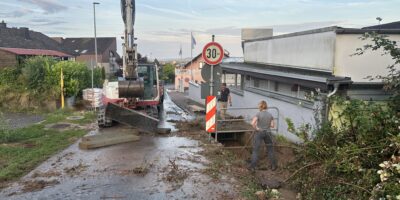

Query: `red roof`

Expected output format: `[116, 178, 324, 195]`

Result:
[0, 47, 71, 57]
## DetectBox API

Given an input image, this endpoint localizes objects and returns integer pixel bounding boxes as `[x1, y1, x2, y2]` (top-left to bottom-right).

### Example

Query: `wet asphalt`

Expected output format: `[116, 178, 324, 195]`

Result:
[0, 92, 238, 200]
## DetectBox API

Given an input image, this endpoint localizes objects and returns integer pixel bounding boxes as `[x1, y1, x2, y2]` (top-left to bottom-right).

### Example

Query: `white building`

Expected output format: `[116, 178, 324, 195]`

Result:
[189, 24, 400, 143]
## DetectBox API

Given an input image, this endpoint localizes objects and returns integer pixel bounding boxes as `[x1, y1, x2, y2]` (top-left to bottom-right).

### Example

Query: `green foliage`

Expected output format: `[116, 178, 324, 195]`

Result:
[290, 33, 400, 199]
[161, 63, 175, 83]
[0, 110, 93, 182]
[21, 57, 57, 94]
[290, 98, 399, 199]
[0, 57, 104, 111]
[55, 61, 89, 97]
[0, 67, 20, 87]
[285, 118, 312, 142]
[355, 32, 400, 112]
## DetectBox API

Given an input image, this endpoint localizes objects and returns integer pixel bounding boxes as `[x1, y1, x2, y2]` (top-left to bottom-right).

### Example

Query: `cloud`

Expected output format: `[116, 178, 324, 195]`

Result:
[0, 9, 33, 18]
[138, 3, 199, 19]
[17, 0, 67, 14]
[205, 27, 241, 36]
[30, 18, 66, 26]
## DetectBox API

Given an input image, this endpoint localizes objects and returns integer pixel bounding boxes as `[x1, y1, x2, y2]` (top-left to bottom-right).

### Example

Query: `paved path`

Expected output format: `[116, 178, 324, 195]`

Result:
[1, 113, 44, 129]
[0, 92, 239, 200]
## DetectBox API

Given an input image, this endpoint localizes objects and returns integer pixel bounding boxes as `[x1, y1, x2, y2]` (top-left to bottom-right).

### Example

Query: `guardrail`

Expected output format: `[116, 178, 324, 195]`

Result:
[213, 107, 280, 142]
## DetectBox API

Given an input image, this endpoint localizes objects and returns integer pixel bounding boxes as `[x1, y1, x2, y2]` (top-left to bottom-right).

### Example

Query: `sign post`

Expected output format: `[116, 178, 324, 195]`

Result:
[202, 35, 224, 141]
[202, 36, 224, 95]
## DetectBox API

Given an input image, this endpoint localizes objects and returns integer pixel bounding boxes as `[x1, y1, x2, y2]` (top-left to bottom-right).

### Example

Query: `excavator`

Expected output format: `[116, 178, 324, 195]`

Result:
[97, 0, 164, 133]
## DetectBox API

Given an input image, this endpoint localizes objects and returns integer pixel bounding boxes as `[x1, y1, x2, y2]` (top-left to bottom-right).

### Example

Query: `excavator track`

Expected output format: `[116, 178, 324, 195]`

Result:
[104, 103, 159, 133]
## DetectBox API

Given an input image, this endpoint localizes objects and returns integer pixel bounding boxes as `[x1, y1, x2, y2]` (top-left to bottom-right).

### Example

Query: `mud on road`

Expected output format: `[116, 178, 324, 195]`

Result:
[0, 92, 239, 200]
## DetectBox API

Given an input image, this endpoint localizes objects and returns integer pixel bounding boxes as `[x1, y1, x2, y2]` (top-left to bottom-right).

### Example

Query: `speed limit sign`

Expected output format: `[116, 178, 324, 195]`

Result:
[202, 42, 224, 65]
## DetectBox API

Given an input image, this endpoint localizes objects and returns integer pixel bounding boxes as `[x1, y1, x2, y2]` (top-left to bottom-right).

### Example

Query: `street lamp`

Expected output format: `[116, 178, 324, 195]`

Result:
[93, 2, 100, 110]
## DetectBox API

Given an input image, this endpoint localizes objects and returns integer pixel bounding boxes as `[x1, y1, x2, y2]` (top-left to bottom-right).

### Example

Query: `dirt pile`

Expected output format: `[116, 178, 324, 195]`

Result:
[21, 180, 60, 193]
[31, 171, 61, 178]
[64, 162, 88, 177]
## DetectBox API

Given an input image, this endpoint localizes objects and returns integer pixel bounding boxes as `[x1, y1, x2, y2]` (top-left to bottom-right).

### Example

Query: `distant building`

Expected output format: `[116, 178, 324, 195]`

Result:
[363, 21, 400, 30]
[0, 47, 71, 69]
[55, 37, 120, 75]
[175, 53, 229, 91]
[0, 21, 73, 68]
[188, 22, 400, 143]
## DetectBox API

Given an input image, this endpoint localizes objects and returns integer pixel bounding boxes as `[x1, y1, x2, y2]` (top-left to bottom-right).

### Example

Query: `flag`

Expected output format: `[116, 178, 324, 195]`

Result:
[191, 32, 196, 49]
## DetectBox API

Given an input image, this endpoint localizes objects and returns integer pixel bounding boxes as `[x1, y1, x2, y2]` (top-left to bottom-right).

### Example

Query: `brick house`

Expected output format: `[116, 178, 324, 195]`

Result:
[0, 20, 71, 68]
[175, 53, 229, 91]
[0, 47, 70, 69]
[57, 37, 120, 75]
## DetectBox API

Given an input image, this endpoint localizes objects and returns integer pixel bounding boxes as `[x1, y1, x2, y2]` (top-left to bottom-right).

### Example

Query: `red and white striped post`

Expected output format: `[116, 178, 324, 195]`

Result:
[206, 96, 217, 134]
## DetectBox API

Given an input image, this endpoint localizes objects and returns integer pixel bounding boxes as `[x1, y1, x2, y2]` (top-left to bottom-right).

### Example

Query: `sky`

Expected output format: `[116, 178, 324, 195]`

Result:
[0, 0, 400, 60]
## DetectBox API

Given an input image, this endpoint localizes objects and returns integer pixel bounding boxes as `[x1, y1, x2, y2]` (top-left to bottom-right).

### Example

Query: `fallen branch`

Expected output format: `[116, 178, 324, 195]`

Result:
[284, 162, 320, 183]
[223, 145, 300, 150]
[334, 181, 372, 194]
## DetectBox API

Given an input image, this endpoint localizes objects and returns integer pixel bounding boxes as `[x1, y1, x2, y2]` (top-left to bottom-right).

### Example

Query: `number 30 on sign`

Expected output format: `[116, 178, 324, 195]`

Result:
[202, 42, 224, 66]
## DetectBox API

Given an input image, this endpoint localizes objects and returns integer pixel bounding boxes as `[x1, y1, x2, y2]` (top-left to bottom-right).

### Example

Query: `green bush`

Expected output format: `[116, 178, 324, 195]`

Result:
[0, 67, 20, 86]
[161, 63, 175, 83]
[290, 32, 400, 199]
[290, 98, 399, 199]
[0, 57, 104, 111]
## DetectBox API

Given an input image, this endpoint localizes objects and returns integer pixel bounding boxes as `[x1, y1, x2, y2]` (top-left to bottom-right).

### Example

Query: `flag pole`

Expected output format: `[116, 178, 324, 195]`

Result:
[180, 44, 183, 92]
[190, 32, 193, 81]
[60, 67, 64, 109]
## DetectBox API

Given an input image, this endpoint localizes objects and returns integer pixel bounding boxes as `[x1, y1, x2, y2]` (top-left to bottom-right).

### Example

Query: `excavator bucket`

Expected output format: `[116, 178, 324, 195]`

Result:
[105, 103, 159, 133]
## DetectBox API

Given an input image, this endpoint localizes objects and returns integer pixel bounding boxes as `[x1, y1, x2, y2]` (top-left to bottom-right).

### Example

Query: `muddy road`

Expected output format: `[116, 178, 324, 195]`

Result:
[0, 92, 239, 200]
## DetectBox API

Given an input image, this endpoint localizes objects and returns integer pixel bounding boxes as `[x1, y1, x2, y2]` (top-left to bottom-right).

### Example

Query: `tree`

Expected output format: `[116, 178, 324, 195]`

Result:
[161, 63, 175, 83]
[22, 56, 57, 93]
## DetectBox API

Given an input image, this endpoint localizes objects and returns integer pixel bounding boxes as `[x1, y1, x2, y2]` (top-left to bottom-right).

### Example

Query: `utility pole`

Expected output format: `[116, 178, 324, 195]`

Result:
[93, 2, 100, 69]
[93, 2, 100, 111]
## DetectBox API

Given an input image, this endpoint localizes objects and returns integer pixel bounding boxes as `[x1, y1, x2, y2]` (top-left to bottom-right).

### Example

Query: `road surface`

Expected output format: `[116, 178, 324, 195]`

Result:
[0, 92, 239, 200]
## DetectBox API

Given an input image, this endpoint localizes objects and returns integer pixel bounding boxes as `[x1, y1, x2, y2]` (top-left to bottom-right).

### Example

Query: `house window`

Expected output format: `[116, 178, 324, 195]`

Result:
[235, 74, 244, 90]
[224, 73, 236, 87]
[223, 73, 244, 90]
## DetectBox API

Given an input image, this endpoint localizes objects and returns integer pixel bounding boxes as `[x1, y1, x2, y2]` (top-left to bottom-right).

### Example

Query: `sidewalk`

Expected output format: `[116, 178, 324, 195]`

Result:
[167, 90, 204, 114]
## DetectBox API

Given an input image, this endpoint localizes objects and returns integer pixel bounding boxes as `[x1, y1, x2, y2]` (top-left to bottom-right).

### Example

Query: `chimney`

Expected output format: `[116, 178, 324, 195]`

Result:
[0, 20, 6, 29]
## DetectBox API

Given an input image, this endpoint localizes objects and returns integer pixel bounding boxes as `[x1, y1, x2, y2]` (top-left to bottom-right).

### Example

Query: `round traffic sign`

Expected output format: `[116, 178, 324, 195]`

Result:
[202, 42, 224, 65]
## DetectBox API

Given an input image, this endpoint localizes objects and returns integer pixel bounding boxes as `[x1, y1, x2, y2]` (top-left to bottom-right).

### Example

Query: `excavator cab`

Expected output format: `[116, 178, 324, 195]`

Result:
[138, 64, 158, 100]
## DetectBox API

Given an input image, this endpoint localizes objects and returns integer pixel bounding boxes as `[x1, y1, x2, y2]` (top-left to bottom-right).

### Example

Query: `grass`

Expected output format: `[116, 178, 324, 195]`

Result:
[0, 109, 96, 185]
[241, 177, 263, 200]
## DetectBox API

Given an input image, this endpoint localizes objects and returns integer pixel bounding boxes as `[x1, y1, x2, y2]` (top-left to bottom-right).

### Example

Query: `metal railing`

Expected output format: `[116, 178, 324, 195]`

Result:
[213, 107, 280, 142]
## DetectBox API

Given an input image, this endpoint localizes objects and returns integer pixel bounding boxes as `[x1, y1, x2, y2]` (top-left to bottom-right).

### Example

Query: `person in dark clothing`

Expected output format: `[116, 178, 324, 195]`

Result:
[218, 83, 232, 120]
[249, 100, 277, 171]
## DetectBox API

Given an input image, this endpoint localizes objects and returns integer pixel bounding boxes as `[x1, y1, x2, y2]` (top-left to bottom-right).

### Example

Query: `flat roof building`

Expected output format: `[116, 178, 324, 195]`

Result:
[189, 22, 400, 142]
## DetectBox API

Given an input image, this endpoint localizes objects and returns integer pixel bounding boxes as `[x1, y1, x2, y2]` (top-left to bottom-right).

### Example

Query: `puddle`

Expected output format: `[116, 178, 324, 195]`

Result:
[66, 116, 84, 121]
[1, 135, 237, 199]
[157, 92, 194, 132]
[0, 91, 238, 199]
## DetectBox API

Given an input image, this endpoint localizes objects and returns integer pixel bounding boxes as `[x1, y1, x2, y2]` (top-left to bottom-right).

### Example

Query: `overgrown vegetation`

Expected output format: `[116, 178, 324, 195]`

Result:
[161, 63, 175, 83]
[0, 57, 104, 112]
[0, 110, 95, 186]
[289, 33, 400, 199]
